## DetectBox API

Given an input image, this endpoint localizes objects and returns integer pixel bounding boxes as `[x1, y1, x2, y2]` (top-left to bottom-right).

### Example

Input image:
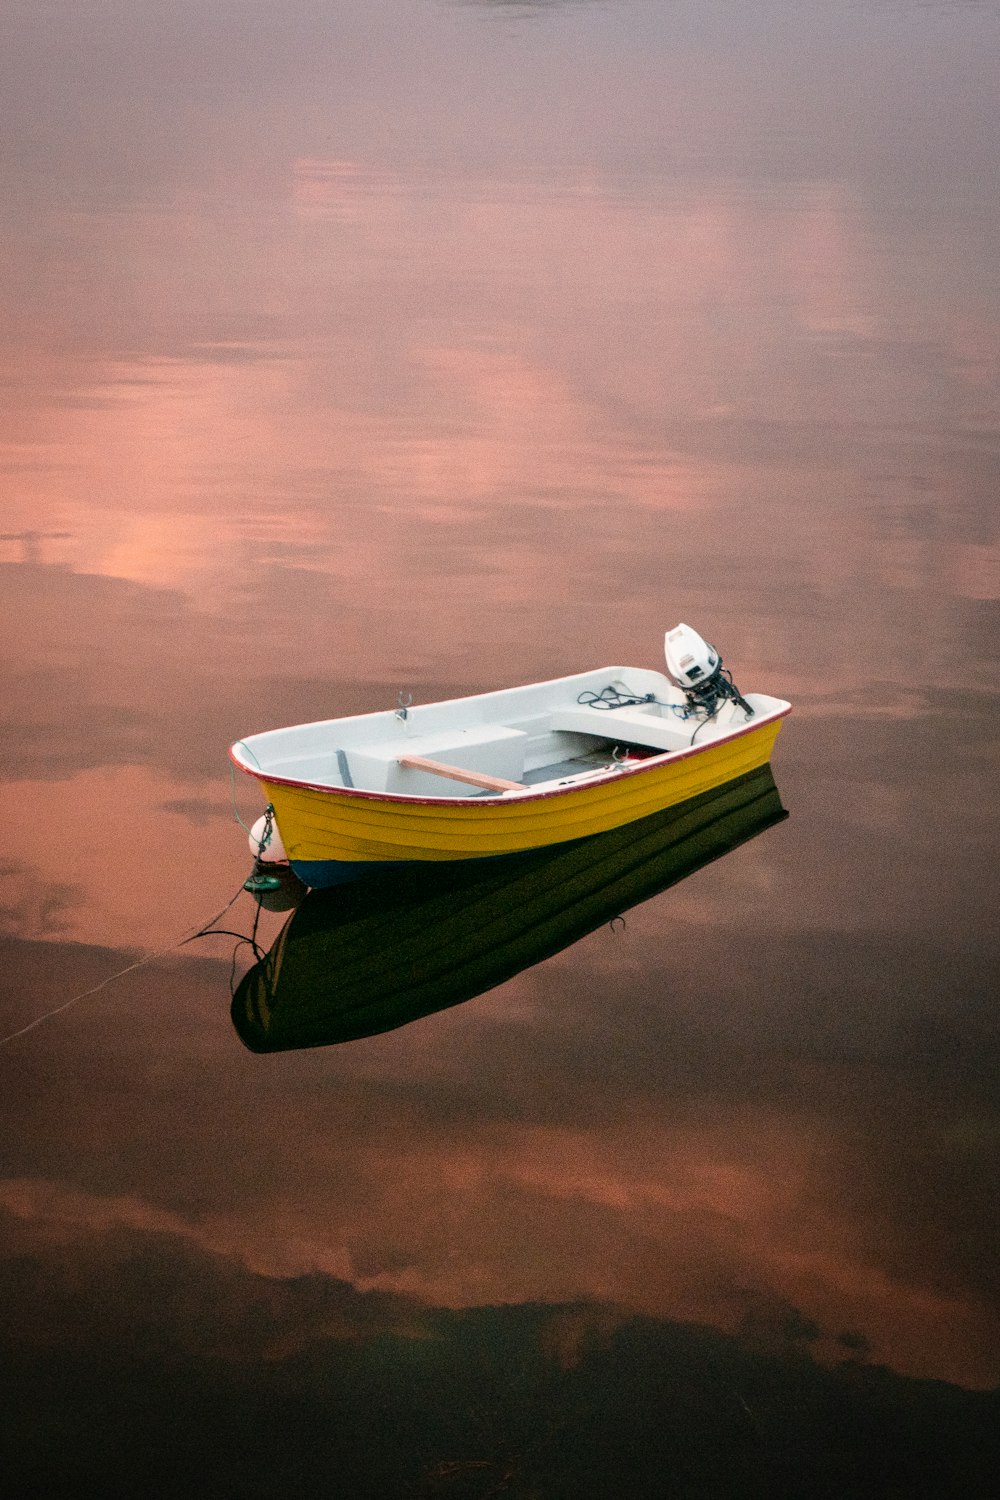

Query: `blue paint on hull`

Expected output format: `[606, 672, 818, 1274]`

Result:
[290, 858, 407, 888]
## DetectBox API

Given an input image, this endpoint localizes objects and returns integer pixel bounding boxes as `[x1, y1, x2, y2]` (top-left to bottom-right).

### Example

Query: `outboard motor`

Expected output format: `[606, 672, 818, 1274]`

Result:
[664, 624, 755, 720]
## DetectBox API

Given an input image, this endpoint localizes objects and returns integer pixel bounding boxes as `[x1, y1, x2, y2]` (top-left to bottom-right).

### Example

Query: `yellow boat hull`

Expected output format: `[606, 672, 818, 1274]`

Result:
[260, 715, 786, 881]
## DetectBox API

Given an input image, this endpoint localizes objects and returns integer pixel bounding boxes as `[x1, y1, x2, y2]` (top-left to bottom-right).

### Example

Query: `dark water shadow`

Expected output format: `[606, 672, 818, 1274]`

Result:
[233, 764, 787, 1051]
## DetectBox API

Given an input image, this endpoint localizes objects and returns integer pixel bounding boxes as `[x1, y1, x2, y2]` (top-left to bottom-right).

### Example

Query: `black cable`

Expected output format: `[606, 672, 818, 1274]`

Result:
[186, 884, 268, 995]
[577, 686, 655, 710]
[192, 927, 256, 948]
[0, 885, 247, 1050]
[577, 686, 694, 721]
[227, 898, 269, 998]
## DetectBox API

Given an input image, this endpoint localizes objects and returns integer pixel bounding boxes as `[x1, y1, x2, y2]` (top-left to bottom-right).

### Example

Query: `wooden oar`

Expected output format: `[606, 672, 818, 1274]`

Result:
[397, 754, 522, 793]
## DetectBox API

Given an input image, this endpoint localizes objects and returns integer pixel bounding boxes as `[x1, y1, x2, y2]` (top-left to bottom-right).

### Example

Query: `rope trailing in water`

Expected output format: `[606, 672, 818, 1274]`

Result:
[0, 886, 256, 1051]
[229, 756, 257, 835]
[0, 750, 281, 1050]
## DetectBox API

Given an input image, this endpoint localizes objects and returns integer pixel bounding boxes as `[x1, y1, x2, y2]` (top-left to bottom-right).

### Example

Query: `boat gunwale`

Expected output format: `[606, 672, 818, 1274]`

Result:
[230, 702, 791, 808]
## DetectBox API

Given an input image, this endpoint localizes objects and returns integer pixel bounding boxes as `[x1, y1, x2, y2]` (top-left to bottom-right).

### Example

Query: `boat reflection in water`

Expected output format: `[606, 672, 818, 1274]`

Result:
[232, 766, 787, 1052]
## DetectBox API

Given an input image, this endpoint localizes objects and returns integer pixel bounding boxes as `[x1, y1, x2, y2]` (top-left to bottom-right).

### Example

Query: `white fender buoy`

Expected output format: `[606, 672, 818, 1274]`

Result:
[248, 813, 287, 864]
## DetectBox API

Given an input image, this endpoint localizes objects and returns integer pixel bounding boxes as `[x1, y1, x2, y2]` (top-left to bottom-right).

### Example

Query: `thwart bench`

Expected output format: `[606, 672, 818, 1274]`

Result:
[347, 723, 528, 796]
[340, 706, 687, 797]
[546, 705, 688, 753]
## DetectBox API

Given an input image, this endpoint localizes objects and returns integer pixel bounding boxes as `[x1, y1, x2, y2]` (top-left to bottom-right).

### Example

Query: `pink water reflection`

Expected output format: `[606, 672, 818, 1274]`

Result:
[2, 0, 999, 1416]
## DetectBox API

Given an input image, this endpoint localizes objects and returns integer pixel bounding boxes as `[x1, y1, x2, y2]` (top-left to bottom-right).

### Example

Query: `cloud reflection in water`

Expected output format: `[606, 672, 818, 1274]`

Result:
[1, 2, 999, 1485]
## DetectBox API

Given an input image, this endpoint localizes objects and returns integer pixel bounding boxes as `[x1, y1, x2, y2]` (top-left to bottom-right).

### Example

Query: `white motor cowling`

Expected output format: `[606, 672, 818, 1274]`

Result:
[664, 623, 755, 720]
[664, 623, 721, 690]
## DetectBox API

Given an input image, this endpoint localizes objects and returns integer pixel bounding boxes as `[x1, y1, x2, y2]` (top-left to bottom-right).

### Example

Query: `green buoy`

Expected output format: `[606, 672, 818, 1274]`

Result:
[243, 868, 285, 895]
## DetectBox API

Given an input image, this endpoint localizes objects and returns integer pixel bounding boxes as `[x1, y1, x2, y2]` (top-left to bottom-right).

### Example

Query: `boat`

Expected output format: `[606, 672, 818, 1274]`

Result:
[232, 765, 788, 1051]
[230, 624, 790, 890]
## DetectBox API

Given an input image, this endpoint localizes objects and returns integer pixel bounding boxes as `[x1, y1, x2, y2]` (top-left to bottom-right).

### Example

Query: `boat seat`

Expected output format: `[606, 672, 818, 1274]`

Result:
[348, 723, 528, 796]
[548, 705, 685, 753]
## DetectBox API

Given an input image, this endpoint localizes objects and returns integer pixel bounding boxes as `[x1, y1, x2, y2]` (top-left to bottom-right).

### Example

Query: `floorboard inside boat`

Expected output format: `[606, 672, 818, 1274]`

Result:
[520, 749, 615, 785]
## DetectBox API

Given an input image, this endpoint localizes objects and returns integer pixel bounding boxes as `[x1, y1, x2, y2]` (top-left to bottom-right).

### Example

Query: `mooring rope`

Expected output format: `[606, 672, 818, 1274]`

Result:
[2, 751, 278, 1051]
[0, 886, 249, 1051]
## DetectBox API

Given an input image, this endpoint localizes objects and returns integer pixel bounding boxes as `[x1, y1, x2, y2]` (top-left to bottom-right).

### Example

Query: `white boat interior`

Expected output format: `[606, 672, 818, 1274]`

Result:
[232, 667, 788, 800]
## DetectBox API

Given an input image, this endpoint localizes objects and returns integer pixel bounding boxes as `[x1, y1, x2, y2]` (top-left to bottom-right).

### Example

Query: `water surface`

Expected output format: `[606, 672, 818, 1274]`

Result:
[2, 1, 998, 1492]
